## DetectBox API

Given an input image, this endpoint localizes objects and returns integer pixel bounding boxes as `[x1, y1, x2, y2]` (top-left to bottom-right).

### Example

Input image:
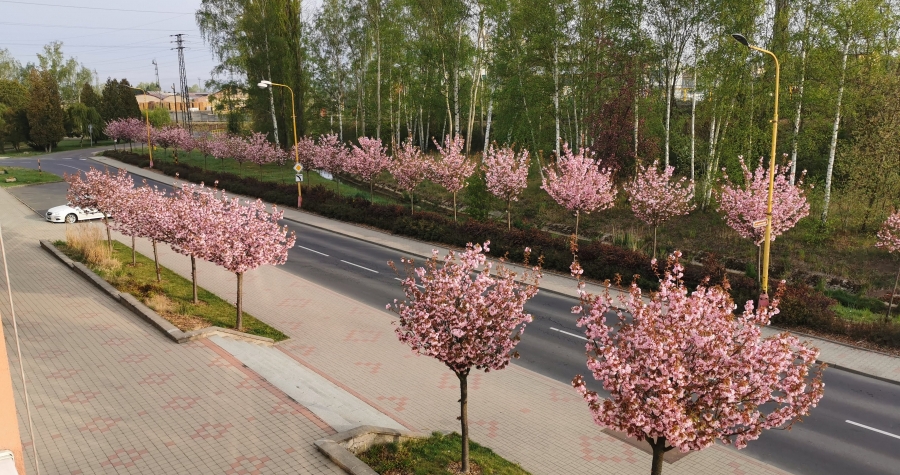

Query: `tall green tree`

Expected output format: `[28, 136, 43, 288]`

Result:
[80, 82, 100, 109]
[0, 49, 23, 82]
[98, 78, 140, 125]
[36, 42, 96, 105]
[0, 79, 28, 152]
[26, 69, 65, 152]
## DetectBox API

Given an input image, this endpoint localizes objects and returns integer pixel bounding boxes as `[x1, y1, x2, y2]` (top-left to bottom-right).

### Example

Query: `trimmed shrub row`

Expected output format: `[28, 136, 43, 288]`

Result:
[105, 150, 899, 350]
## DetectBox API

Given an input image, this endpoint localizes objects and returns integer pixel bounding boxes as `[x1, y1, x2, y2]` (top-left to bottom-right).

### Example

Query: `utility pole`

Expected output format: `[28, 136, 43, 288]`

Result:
[171, 33, 192, 133]
[172, 84, 179, 125]
[152, 59, 160, 90]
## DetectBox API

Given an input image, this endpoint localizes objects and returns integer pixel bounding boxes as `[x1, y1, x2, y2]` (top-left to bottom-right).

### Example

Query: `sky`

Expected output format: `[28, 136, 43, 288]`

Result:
[0, 0, 223, 91]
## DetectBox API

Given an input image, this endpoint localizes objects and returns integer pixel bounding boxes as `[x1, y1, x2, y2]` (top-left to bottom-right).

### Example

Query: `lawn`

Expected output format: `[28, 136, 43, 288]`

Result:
[0, 138, 114, 158]
[55, 238, 287, 341]
[0, 166, 62, 187]
[357, 432, 531, 475]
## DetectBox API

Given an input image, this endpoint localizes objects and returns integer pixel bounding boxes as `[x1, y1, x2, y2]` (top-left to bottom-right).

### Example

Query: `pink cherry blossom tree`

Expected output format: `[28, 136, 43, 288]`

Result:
[209, 135, 232, 169]
[169, 127, 195, 164]
[244, 132, 280, 179]
[206, 196, 295, 330]
[387, 242, 541, 473]
[482, 144, 530, 230]
[718, 156, 810, 277]
[624, 160, 696, 257]
[348, 136, 391, 201]
[432, 134, 475, 221]
[570, 253, 825, 475]
[169, 183, 225, 303]
[876, 210, 900, 320]
[126, 183, 174, 282]
[541, 143, 616, 239]
[65, 167, 134, 253]
[123, 118, 148, 153]
[316, 133, 348, 193]
[228, 134, 251, 174]
[152, 126, 175, 159]
[390, 141, 428, 214]
[104, 119, 127, 151]
[195, 134, 214, 170]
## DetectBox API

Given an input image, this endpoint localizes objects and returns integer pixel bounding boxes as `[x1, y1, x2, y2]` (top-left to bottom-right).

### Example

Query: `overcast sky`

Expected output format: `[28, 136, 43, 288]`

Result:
[0, 0, 318, 91]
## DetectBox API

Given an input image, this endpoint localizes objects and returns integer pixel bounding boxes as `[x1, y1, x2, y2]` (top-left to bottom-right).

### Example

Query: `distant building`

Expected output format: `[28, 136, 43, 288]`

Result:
[135, 92, 166, 111]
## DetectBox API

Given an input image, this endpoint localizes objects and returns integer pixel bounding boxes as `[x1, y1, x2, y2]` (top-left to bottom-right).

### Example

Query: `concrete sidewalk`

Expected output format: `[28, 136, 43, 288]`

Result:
[0, 190, 346, 474]
[92, 153, 900, 386]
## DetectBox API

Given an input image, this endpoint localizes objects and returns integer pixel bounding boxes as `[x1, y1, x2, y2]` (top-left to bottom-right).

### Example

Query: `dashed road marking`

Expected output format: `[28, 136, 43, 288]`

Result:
[550, 327, 588, 341]
[340, 260, 378, 273]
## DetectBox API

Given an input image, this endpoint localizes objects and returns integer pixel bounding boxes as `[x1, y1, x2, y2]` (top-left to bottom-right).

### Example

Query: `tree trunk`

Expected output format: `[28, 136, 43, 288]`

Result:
[131, 235, 136, 266]
[649, 437, 668, 475]
[410, 193, 414, 215]
[453, 192, 457, 222]
[822, 34, 851, 224]
[507, 198, 511, 231]
[191, 255, 198, 304]
[376, 20, 382, 140]
[887, 263, 900, 322]
[790, 11, 810, 184]
[235, 272, 243, 331]
[103, 216, 112, 254]
[457, 370, 470, 474]
[553, 42, 561, 158]
[483, 95, 493, 152]
[267, 67, 280, 148]
[370, 180, 375, 203]
[653, 225, 658, 259]
[152, 240, 161, 282]
[664, 74, 672, 168]
[574, 210, 580, 244]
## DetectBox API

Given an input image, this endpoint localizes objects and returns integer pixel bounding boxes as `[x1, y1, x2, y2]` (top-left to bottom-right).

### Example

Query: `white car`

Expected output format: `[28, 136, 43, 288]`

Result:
[45, 204, 106, 223]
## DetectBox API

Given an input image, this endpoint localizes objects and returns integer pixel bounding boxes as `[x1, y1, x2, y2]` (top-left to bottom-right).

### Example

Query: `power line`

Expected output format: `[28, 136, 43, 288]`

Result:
[0, 0, 193, 14]
[2, 42, 173, 49]
[0, 21, 173, 31]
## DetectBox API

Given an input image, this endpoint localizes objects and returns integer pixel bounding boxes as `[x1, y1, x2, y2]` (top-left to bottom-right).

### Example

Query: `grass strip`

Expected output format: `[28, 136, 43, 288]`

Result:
[55, 239, 287, 341]
[0, 166, 62, 187]
[357, 432, 530, 475]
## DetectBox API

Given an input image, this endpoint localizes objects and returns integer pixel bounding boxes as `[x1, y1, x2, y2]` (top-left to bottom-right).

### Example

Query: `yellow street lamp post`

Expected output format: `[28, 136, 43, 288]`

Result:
[258, 80, 303, 208]
[732, 33, 780, 308]
[129, 86, 154, 168]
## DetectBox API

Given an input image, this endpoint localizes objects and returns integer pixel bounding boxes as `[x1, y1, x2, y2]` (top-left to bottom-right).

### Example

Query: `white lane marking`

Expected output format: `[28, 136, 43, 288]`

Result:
[79, 158, 87, 160]
[55, 164, 90, 171]
[295, 245, 329, 257]
[394, 277, 424, 289]
[846, 420, 900, 440]
[61, 157, 72, 159]
[340, 260, 378, 273]
[550, 327, 588, 341]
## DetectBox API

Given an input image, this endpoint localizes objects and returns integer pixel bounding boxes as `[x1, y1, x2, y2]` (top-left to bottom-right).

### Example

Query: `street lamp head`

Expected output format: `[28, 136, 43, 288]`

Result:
[257, 80, 272, 89]
[731, 33, 750, 48]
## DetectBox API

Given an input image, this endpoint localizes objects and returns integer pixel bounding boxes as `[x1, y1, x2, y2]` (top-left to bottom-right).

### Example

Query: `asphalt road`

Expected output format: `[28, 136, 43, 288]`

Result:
[5, 150, 900, 475]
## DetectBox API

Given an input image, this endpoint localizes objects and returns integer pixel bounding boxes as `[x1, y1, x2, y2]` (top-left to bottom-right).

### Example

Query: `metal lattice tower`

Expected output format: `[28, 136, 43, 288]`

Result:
[171, 34, 192, 133]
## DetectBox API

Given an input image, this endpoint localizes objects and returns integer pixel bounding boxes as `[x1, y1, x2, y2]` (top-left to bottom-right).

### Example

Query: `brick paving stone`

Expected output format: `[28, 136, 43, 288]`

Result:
[0, 189, 343, 474]
[92, 197, 796, 475]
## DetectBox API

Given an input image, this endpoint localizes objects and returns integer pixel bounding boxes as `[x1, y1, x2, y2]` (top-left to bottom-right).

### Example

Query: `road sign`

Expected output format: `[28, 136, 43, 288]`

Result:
[293, 163, 303, 172]
[752, 219, 768, 229]
[295, 173, 303, 183]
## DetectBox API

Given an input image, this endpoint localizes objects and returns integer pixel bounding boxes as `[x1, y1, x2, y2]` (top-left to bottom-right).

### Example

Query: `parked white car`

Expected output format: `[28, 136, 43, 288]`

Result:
[45, 204, 106, 223]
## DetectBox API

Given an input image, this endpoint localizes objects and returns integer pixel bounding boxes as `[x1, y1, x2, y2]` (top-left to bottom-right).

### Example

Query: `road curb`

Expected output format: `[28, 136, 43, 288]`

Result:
[314, 425, 430, 475]
[39, 239, 276, 347]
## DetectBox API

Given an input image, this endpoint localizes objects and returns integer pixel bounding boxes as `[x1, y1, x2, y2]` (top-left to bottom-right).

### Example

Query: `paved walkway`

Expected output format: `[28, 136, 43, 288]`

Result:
[23, 195, 787, 473]
[93, 154, 900, 385]
[0, 191, 343, 474]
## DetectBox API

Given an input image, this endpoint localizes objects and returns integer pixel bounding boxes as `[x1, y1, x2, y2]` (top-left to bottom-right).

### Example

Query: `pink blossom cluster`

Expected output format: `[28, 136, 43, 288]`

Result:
[387, 241, 542, 375]
[625, 160, 695, 228]
[431, 135, 475, 195]
[718, 157, 810, 246]
[482, 144, 530, 204]
[104, 118, 146, 146]
[244, 132, 284, 167]
[570, 252, 825, 454]
[542, 144, 617, 216]
[390, 140, 428, 194]
[877, 210, 900, 253]
[152, 126, 195, 155]
[347, 136, 390, 182]
[314, 133, 348, 176]
[291, 136, 318, 172]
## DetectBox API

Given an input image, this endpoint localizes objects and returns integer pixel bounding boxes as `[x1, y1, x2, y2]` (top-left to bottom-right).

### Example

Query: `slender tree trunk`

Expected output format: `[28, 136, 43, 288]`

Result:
[483, 95, 493, 152]
[553, 42, 561, 158]
[376, 21, 382, 140]
[574, 210, 580, 243]
[649, 437, 669, 475]
[131, 234, 136, 266]
[690, 58, 697, 181]
[267, 67, 280, 148]
[457, 370, 470, 474]
[653, 225, 658, 258]
[790, 24, 809, 184]
[103, 217, 112, 254]
[453, 192, 458, 222]
[822, 35, 851, 224]
[410, 193, 414, 215]
[370, 180, 375, 203]
[887, 263, 900, 322]
[235, 272, 243, 330]
[507, 198, 511, 231]
[664, 74, 673, 168]
[152, 240, 161, 282]
[191, 255, 198, 304]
